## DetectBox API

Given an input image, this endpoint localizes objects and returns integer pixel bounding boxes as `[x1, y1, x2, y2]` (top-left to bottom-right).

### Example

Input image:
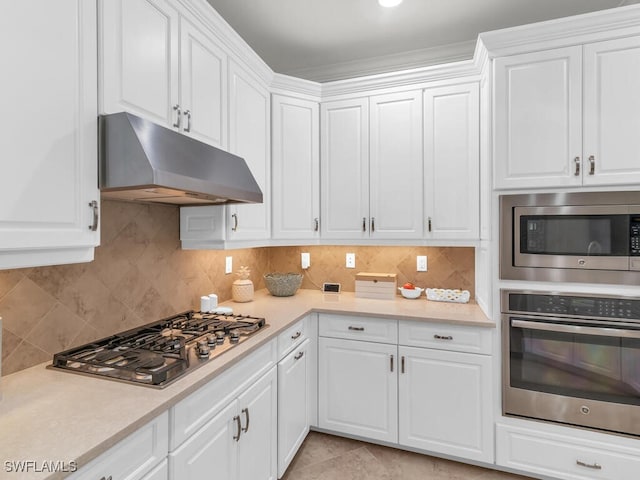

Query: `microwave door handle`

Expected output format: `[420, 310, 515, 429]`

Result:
[511, 319, 640, 339]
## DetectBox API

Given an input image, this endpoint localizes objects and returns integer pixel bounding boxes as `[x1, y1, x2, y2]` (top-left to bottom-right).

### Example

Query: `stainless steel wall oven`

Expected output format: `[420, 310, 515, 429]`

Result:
[500, 191, 640, 285]
[502, 289, 640, 437]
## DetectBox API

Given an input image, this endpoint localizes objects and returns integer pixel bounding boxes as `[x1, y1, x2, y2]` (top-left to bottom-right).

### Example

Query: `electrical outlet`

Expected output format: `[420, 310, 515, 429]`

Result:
[225, 256, 233, 274]
[301, 252, 310, 269]
[346, 253, 356, 269]
[417, 255, 427, 272]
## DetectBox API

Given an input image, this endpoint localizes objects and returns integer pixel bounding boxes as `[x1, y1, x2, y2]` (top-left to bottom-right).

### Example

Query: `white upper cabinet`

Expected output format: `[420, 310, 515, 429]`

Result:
[0, 0, 99, 269]
[583, 36, 640, 186]
[494, 36, 640, 189]
[494, 46, 582, 189]
[226, 62, 270, 242]
[424, 83, 479, 240]
[272, 95, 320, 240]
[179, 18, 227, 148]
[321, 98, 370, 240]
[100, 0, 227, 147]
[369, 91, 424, 239]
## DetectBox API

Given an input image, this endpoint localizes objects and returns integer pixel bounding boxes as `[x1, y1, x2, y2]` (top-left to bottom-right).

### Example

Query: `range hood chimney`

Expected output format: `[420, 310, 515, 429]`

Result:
[99, 112, 263, 205]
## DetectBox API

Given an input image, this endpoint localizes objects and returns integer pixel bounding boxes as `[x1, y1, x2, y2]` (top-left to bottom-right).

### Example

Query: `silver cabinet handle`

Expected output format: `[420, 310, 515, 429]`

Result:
[231, 213, 238, 232]
[173, 104, 181, 128]
[390, 354, 394, 372]
[401, 355, 405, 374]
[434, 334, 453, 340]
[348, 326, 365, 331]
[574, 156, 581, 176]
[588, 155, 595, 175]
[294, 351, 304, 360]
[291, 331, 301, 340]
[233, 415, 242, 441]
[241, 408, 250, 433]
[362, 217, 367, 232]
[183, 109, 191, 132]
[89, 200, 99, 231]
[428, 217, 432, 232]
[314, 217, 319, 232]
[576, 460, 601, 470]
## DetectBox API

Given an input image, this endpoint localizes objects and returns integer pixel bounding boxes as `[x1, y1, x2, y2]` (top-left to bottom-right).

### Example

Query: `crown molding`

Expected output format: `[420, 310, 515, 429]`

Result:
[178, 0, 274, 86]
[284, 40, 476, 83]
[480, 3, 640, 58]
[271, 74, 322, 101]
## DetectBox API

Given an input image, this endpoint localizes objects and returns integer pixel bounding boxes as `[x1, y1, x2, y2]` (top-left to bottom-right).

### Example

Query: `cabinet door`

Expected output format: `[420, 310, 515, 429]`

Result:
[398, 346, 493, 462]
[0, 0, 99, 269]
[169, 400, 237, 480]
[424, 83, 479, 240]
[321, 98, 370, 239]
[369, 91, 423, 238]
[318, 338, 397, 443]
[494, 47, 582, 189]
[277, 340, 310, 478]
[237, 367, 277, 480]
[100, 0, 179, 126]
[226, 62, 270, 241]
[272, 95, 320, 240]
[583, 36, 640, 186]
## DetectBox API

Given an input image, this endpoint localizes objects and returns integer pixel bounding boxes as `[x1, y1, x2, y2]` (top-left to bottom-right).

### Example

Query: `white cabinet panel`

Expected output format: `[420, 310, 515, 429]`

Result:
[272, 95, 320, 240]
[318, 337, 398, 443]
[494, 46, 583, 189]
[398, 346, 493, 462]
[320, 98, 370, 239]
[424, 83, 479, 239]
[369, 91, 423, 239]
[180, 18, 227, 148]
[0, 0, 99, 268]
[583, 36, 640, 186]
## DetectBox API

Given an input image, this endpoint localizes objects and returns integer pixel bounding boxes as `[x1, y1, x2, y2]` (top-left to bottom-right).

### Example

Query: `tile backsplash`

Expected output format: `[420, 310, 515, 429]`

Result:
[0, 201, 474, 376]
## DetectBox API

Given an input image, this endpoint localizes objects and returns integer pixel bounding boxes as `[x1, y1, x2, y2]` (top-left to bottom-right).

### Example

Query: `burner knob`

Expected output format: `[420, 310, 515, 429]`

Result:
[216, 331, 226, 344]
[230, 329, 240, 344]
[207, 334, 217, 347]
[196, 340, 210, 358]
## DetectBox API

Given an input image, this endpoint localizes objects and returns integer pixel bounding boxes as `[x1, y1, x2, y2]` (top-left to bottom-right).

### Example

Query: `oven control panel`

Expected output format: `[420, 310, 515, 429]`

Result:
[631, 215, 640, 256]
[506, 291, 640, 320]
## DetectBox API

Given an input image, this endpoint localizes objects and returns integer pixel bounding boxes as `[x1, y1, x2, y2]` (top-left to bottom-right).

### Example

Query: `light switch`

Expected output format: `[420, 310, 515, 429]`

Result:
[225, 256, 233, 274]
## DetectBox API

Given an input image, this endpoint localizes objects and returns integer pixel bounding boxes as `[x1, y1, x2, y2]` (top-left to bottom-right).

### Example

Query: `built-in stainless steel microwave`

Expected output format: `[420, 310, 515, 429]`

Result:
[500, 192, 640, 285]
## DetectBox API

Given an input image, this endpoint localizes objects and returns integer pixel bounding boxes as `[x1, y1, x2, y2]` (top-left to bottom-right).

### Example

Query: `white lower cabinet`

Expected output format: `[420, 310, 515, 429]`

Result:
[398, 346, 492, 462]
[69, 412, 169, 480]
[496, 422, 640, 480]
[170, 367, 277, 480]
[318, 336, 398, 443]
[277, 339, 311, 477]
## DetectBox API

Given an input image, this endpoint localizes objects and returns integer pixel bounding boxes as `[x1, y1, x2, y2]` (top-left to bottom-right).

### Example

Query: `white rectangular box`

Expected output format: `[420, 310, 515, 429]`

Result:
[355, 272, 397, 300]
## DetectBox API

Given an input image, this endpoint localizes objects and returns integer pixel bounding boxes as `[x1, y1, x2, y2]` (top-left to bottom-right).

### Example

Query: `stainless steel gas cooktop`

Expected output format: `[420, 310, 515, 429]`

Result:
[50, 311, 268, 388]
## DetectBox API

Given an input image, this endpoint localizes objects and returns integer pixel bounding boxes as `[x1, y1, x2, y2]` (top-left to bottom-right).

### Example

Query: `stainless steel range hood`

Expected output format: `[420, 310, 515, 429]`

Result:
[99, 112, 263, 205]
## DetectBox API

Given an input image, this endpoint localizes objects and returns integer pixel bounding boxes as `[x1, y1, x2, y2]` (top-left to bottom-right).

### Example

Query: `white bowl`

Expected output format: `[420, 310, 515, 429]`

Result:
[398, 287, 424, 299]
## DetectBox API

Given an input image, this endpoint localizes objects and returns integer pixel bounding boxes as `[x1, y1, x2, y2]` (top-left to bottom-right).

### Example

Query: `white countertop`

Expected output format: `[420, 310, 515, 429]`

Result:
[0, 289, 492, 480]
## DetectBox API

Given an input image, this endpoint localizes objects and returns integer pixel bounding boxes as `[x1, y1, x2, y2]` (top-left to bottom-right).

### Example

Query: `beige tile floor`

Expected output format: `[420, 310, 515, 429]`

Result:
[282, 431, 535, 480]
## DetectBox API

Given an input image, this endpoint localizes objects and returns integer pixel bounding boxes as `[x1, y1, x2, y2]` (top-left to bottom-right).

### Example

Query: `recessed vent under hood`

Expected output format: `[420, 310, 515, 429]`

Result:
[99, 112, 263, 206]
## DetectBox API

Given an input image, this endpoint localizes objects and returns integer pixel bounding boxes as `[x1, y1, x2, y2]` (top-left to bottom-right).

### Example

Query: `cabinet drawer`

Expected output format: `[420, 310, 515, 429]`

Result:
[496, 423, 640, 480]
[278, 316, 308, 359]
[170, 340, 276, 449]
[319, 314, 397, 343]
[398, 321, 491, 354]
[70, 412, 168, 480]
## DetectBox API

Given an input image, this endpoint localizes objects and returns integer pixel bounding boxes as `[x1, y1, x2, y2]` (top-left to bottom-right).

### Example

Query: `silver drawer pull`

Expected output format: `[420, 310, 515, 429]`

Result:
[434, 334, 453, 340]
[291, 331, 301, 340]
[348, 326, 365, 331]
[576, 460, 601, 470]
[294, 351, 304, 360]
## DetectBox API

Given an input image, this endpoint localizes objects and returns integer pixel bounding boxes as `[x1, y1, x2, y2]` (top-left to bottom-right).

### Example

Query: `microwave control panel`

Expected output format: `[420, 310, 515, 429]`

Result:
[631, 216, 640, 256]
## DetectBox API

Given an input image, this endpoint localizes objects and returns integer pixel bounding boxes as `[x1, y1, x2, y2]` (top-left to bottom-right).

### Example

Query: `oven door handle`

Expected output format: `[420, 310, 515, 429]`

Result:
[511, 319, 640, 339]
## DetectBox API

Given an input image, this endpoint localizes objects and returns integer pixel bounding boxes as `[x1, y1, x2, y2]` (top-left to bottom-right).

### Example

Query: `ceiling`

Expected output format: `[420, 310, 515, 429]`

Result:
[206, 0, 638, 82]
